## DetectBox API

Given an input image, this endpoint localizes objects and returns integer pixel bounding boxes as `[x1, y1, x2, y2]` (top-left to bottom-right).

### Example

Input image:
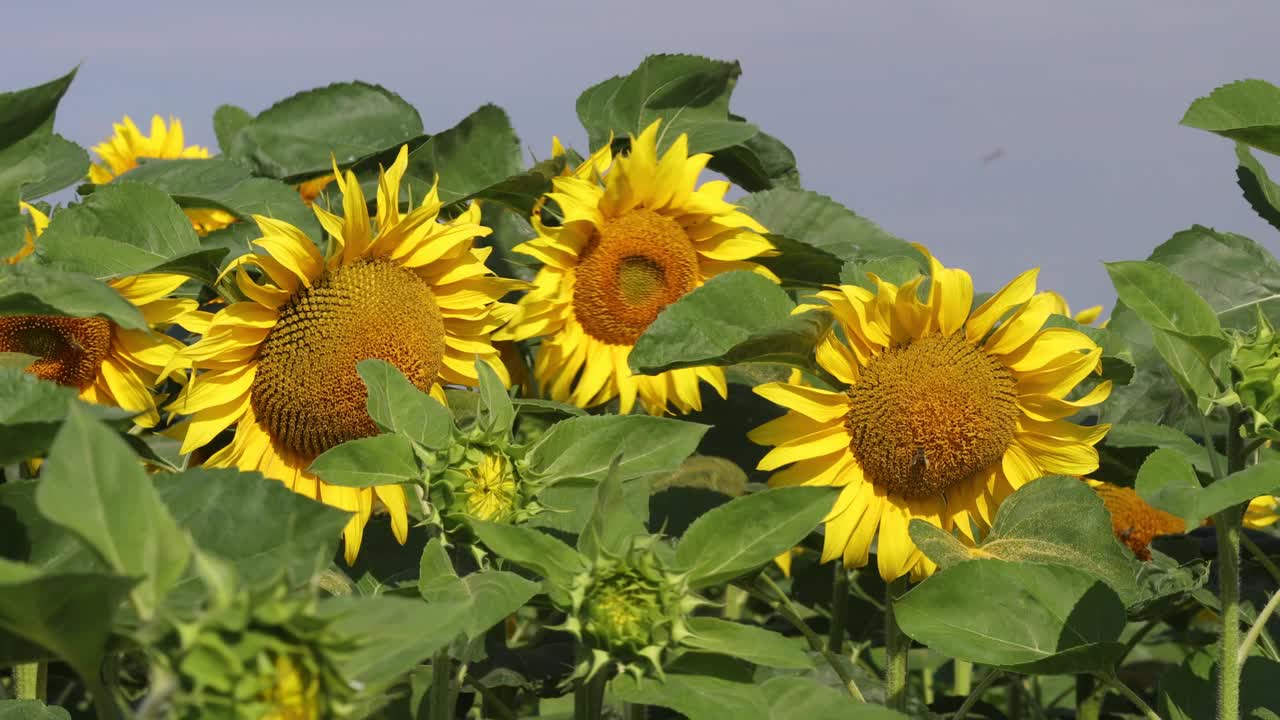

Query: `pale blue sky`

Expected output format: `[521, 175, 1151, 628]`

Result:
[4, 0, 1279, 310]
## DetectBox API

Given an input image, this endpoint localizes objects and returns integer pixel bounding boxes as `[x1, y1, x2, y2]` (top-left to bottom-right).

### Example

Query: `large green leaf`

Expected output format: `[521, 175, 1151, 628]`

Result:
[739, 188, 919, 264]
[0, 70, 75, 152]
[683, 616, 812, 669]
[523, 415, 708, 484]
[0, 481, 104, 574]
[34, 404, 191, 619]
[0, 369, 132, 464]
[405, 104, 522, 207]
[309, 433, 420, 488]
[1146, 225, 1280, 330]
[417, 539, 538, 640]
[1181, 79, 1280, 156]
[0, 68, 78, 252]
[895, 560, 1127, 674]
[154, 468, 350, 591]
[476, 358, 515, 438]
[1105, 422, 1220, 475]
[675, 486, 838, 588]
[1160, 652, 1280, 720]
[212, 104, 252, 154]
[357, 359, 453, 450]
[630, 271, 831, 374]
[757, 234, 843, 287]
[706, 124, 800, 193]
[576, 54, 758, 154]
[225, 81, 424, 179]
[907, 476, 1143, 606]
[1235, 143, 1280, 232]
[468, 521, 585, 598]
[0, 700, 73, 720]
[317, 594, 470, 690]
[577, 461, 647, 560]
[610, 672, 769, 720]
[1137, 448, 1280, 527]
[34, 183, 210, 280]
[19, 135, 88, 201]
[0, 263, 146, 329]
[526, 476, 651, 535]
[761, 677, 907, 719]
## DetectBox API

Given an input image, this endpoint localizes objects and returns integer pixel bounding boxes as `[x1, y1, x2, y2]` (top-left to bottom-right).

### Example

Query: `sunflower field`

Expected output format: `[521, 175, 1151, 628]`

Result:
[3, 54, 1280, 720]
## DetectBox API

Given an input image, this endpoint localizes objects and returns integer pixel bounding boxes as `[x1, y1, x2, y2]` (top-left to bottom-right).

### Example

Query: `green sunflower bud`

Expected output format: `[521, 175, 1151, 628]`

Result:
[1230, 311, 1280, 438]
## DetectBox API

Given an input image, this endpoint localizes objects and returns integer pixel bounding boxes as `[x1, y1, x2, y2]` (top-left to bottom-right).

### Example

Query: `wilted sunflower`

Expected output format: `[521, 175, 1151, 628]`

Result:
[1087, 480, 1186, 561]
[750, 247, 1111, 581]
[1045, 290, 1104, 326]
[90, 115, 237, 235]
[496, 121, 776, 415]
[1, 203, 203, 426]
[171, 146, 516, 563]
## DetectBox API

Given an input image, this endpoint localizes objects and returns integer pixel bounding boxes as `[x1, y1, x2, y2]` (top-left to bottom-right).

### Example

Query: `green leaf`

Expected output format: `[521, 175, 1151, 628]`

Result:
[0, 561, 134, 700]
[212, 104, 252, 154]
[1106, 422, 1220, 475]
[840, 256, 926, 290]
[576, 54, 758, 154]
[761, 676, 908, 719]
[309, 433, 420, 488]
[468, 520, 585, 596]
[476, 358, 515, 438]
[739, 188, 919, 264]
[895, 561, 1127, 674]
[405, 104, 522, 207]
[0, 69, 76, 151]
[577, 459, 647, 560]
[0, 68, 78, 251]
[0, 481, 105, 574]
[1160, 652, 1280, 720]
[683, 617, 812, 669]
[1147, 225, 1280, 331]
[417, 540, 538, 640]
[610, 672, 769, 720]
[154, 468, 350, 592]
[527, 476, 651, 535]
[0, 263, 146, 329]
[630, 271, 832, 374]
[1181, 79, 1280, 156]
[0, 370, 131, 464]
[675, 486, 838, 588]
[0, 699, 73, 720]
[34, 404, 190, 619]
[1235, 143, 1280, 232]
[706, 125, 800, 193]
[757, 234, 843, 287]
[1138, 448, 1280, 527]
[357, 359, 453, 450]
[35, 183, 208, 280]
[908, 476, 1143, 606]
[317, 594, 470, 690]
[524, 414, 708, 484]
[20, 135, 89, 201]
[227, 81, 424, 179]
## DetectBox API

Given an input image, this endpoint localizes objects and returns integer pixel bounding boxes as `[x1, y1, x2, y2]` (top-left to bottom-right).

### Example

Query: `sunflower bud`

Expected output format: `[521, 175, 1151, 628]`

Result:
[1229, 311, 1280, 438]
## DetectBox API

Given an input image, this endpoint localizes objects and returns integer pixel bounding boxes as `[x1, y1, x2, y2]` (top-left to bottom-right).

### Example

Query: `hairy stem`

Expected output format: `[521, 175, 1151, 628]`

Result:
[828, 565, 850, 654]
[13, 663, 45, 701]
[430, 648, 453, 720]
[1216, 410, 1247, 720]
[884, 577, 910, 711]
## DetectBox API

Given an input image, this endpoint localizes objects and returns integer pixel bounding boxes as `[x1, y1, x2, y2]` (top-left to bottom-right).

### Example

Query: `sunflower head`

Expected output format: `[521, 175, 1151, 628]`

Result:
[1087, 480, 1186, 561]
[750, 245, 1111, 581]
[499, 120, 777, 415]
[1229, 312, 1280, 439]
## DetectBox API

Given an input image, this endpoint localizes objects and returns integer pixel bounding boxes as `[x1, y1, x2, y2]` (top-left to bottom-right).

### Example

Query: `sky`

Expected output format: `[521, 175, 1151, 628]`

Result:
[3, 0, 1279, 311]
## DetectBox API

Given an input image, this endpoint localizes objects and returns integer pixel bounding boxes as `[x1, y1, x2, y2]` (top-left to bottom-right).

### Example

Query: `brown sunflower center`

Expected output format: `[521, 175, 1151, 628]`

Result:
[1092, 483, 1186, 561]
[846, 332, 1019, 499]
[250, 259, 445, 458]
[0, 315, 113, 389]
[572, 209, 699, 345]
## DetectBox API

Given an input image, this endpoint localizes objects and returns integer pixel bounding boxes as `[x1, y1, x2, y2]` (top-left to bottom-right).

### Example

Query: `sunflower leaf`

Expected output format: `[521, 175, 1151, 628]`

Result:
[357, 359, 453, 450]
[1137, 448, 1280, 527]
[524, 415, 708, 485]
[1181, 79, 1280, 156]
[0, 699, 74, 719]
[0, 67, 79, 256]
[682, 617, 812, 669]
[577, 457, 647, 560]
[309, 433, 421, 488]
[476, 358, 515, 438]
[468, 521, 585, 603]
[404, 104, 523, 208]
[417, 539, 538, 641]
[739, 188, 920, 266]
[0, 262, 147, 329]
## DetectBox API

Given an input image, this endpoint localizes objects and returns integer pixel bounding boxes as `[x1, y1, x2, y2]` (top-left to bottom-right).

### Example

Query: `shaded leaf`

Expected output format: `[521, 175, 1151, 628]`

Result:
[405, 104, 522, 206]
[0, 263, 146, 329]
[683, 617, 812, 669]
[417, 540, 538, 640]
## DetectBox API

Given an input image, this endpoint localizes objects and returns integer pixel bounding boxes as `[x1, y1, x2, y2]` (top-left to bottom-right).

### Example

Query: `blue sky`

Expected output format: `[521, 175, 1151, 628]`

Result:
[4, 0, 1279, 310]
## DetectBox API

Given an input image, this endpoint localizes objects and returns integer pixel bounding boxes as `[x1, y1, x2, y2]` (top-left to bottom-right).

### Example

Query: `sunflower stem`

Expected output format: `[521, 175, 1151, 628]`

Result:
[828, 565, 850, 654]
[1216, 409, 1247, 720]
[573, 643, 606, 720]
[13, 662, 45, 700]
[950, 668, 1000, 720]
[624, 702, 647, 720]
[1239, 589, 1280, 666]
[430, 648, 453, 720]
[1075, 674, 1103, 720]
[884, 576, 911, 712]
[754, 575, 866, 702]
[952, 659, 972, 696]
[1097, 672, 1160, 720]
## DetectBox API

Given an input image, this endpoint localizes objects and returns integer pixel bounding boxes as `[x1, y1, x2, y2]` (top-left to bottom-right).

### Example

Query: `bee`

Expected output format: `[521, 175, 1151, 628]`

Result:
[909, 447, 929, 479]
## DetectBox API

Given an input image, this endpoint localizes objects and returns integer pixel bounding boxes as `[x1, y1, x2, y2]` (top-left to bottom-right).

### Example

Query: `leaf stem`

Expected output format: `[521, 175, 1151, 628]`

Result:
[1239, 589, 1280, 665]
[828, 565, 850, 654]
[884, 577, 910, 712]
[1075, 674, 1103, 720]
[464, 676, 517, 720]
[13, 662, 45, 700]
[1097, 672, 1160, 720]
[430, 648, 453, 720]
[950, 668, 1001, 720]
[952, 659, 972, 697]
[755, 574, 866, 702]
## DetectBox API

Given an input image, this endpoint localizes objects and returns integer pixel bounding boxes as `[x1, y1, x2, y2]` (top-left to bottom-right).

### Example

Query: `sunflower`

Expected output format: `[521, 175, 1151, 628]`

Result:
[296, 175, 336, 207]
[1087, 480, 1186, 561]
[6, 202, 47, 264]
[749, 246, 1111, 581]
[462, 452, 518, 522]
[496, 121, 776, 415]
[1045, 290, 1104, 326]
[90, 115, 237, 235]
[1245, 495, 1280, 530]
[2, 203, 204, 426]
[170, 146, 516, 563]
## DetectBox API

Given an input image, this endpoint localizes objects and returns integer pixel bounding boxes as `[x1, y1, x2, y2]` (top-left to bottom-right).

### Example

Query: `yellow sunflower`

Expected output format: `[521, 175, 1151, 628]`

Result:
[2, 204, 205, 426]
[90, 115, 237, 235]
[296, 175, 336, 207]
[6, 202, 47, 264]
[170, 146, 516, 563]
[1245, 495, 1280, 529]
[1087, 479, 1186, 561]
[496, 121, 777, 415]
[749, 246, 1111, 581]
[1045, 290, 1104, 326]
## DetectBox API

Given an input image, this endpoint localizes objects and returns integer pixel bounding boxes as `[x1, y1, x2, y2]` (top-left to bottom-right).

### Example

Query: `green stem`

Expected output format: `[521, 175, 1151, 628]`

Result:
[1007, 675, 1023, 720]
[1075, 674, 1102, 720]
[756, 575, 866, 702]
[828, 565, 850, 654]
[722, 584, 748, 621]
[1119, 619, 1159, 664]
[1242, 531, 1280, 586]
[464, 676, 517, 720]
[1217, 410, 1247, 720]
[573, 643, 606, 720]
[430, 648, 453, 720]
[951, 669, 1001, 720]
[884, 577, 910, 712]
[624, 702, 647, 720]
[1098, 673, 1160, 720]
[1239, 589, 1280, 665]
[952, 659, 972, 697]
[13, 663, 45, 700]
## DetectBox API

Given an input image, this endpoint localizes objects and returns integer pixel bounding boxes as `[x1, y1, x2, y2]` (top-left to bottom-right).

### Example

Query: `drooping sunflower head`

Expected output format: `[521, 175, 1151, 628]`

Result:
[89, 115, 236, 234]
[498, 120, 777, 415]
[171, 145, 517, 563]
[749, 245, 1111, 581]
[1087, 480, 1186, 561]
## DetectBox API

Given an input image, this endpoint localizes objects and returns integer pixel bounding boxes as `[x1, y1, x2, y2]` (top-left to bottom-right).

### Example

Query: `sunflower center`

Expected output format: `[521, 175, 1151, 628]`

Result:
[0, 315, 113, 389]
[251, 259, 445, 458]
[845, 332, 1019, 499]
[572, 209, 699, 345]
